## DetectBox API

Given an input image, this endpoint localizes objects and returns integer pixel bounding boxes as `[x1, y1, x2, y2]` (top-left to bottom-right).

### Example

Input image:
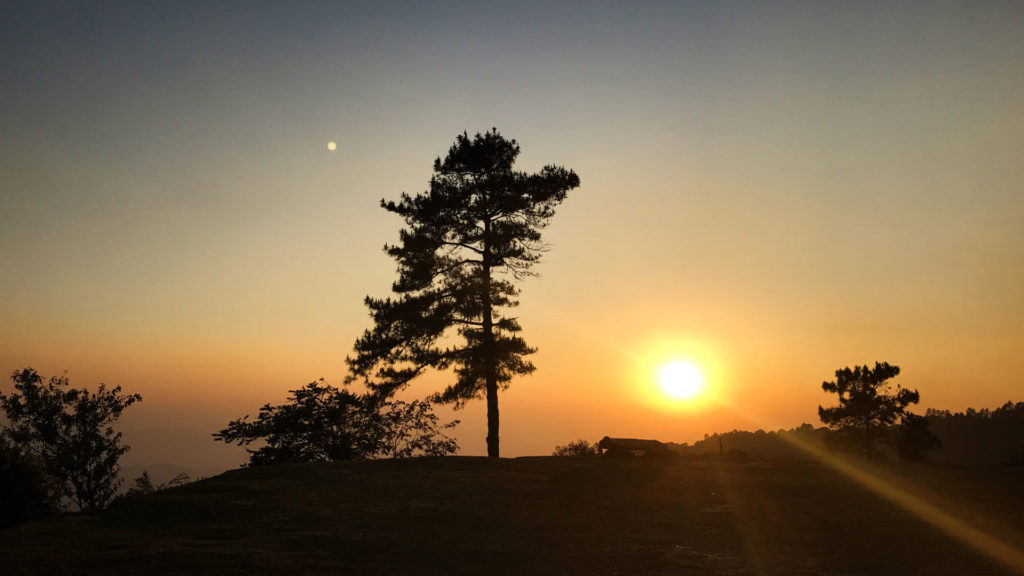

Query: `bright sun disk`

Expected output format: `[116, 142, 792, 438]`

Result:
[659, 361, 703, 399]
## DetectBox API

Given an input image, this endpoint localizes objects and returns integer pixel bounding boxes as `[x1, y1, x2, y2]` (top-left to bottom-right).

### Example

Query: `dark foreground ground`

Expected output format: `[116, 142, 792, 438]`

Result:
[2, 456, 1022, 575]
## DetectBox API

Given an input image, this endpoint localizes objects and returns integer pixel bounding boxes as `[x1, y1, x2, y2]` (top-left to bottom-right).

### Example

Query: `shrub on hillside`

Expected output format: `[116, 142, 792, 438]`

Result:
[0, 368, 141, 512]
[552, 439, 600, 457]
[214, 380, 459, 465]
[0, 437, 52, 529]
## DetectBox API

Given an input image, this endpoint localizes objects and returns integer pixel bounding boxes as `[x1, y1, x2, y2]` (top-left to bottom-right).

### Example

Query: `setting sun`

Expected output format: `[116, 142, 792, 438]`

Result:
[659, 361, 703, 399]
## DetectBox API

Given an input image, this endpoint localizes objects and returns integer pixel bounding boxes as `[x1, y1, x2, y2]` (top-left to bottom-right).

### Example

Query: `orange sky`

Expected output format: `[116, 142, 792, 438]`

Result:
[2, 2, 1022, 474]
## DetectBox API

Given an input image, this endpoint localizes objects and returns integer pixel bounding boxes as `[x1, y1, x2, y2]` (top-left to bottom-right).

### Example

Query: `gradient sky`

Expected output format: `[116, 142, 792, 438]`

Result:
[2, 1, 1022, 474]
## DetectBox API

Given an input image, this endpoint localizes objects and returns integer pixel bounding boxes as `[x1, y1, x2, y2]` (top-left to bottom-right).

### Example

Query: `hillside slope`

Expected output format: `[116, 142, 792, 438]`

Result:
[2, 457, 1022, 575]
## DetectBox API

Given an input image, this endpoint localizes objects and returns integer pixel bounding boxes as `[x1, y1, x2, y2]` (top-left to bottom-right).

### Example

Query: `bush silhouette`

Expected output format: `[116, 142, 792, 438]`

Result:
[0, 368, 141, 512]
[214, 380, 458, 465]
[553, 439, 600, 456]
[0, 437, 52, 528]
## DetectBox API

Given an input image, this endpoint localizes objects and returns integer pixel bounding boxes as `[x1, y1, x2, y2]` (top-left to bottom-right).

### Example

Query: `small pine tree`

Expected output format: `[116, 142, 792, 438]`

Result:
[818, 362, 919, 458]
[125, 471, 157, 497]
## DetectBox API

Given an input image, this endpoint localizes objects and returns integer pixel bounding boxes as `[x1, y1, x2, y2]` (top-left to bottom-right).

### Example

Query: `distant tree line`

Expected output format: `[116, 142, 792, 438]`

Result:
[924, 402, 1024, 466]
[670, 424, 826, 460]
[669, 411, 1022, 468]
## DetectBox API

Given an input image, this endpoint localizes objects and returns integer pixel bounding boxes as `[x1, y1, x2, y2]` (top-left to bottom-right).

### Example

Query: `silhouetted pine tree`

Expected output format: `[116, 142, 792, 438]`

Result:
[818, 362, 919, 458]
[347, 130, 580, 457]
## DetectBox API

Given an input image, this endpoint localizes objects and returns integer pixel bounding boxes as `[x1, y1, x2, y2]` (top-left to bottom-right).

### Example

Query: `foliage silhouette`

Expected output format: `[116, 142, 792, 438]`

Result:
[0, 368, 141, 512]
[213, 380, 458, 465]
[552, 439, 600, 457]
[925, 402, 1024, 465]
[895, 412, 941, 461]
[125, 470, 158, 497]
[347, 129, 580, 457]
[818, 362, 919, 458]
[167, 472, 192, 487]
[118, 471, 193, 503]
[677, 424, 826, 459]
[0, 436, 52, 529]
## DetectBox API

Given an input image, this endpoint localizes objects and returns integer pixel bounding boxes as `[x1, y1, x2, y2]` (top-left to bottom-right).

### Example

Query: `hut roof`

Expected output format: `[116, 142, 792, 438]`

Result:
[598, 436, 667, 450]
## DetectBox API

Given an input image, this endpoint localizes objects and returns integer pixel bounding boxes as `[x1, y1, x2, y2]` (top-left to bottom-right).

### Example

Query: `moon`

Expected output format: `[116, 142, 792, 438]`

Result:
[327, 141, 337, 151]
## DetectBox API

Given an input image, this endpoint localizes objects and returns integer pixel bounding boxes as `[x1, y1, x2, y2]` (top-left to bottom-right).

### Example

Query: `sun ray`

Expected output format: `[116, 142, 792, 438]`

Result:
[719, 400, 1024, 575]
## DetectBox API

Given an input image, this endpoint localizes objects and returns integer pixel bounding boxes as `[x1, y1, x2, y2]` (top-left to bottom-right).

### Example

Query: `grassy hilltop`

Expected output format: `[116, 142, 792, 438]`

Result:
[2, 457, 1022, 576]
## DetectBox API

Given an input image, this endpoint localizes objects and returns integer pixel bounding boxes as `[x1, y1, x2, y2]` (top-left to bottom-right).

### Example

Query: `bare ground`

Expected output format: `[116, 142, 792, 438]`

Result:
[2, 456, 1022, 576]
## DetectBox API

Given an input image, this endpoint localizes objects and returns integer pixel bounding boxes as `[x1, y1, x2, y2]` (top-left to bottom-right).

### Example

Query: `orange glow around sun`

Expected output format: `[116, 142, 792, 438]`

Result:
[622, 334, 737, 414]
[626, 335, 728, 414]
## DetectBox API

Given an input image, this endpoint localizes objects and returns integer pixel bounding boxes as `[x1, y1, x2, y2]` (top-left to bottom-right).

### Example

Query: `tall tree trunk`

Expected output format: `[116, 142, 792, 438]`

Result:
[482, 218, 499, 458]
[485, 375, 499, 457]
[863, 417, 872, 459]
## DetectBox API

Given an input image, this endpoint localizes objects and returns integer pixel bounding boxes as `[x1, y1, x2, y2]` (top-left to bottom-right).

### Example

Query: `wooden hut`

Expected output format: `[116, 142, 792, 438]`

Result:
[598, 436, 672, 458]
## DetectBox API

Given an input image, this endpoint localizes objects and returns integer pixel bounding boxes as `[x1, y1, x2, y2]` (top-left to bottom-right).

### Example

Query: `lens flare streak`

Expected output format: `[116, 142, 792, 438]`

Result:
[780, 435, 1024, 574]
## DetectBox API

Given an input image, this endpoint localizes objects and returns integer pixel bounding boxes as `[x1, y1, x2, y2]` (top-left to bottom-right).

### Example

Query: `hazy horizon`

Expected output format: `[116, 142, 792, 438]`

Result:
[2, 1, 1023, 474]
